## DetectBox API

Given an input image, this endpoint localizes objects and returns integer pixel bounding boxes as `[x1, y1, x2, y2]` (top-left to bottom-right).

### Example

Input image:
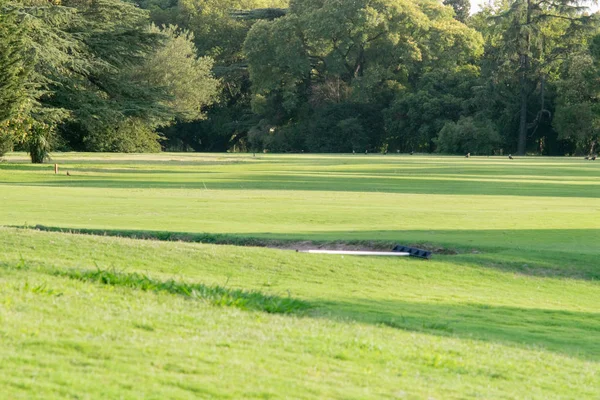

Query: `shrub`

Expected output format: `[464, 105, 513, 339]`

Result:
[0, 131, 12, 157]
[84, 119, 162, 153]
[435, 116, 501, 155]
[304, 103, 384, 152]
[27, 125, 54, 163]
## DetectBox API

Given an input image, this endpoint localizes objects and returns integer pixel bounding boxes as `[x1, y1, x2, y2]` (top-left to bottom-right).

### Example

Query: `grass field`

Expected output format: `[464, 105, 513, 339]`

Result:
[0, 152, 599, 399]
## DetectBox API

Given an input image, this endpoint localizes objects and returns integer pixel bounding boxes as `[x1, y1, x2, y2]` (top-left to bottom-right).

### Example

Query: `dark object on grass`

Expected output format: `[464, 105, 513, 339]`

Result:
[508, 154, 513, 159]
[592, 155, 597, 161]
[392, 245, 432, 259]
[66, 171, 71, 176]
[465, 153, 470, 158]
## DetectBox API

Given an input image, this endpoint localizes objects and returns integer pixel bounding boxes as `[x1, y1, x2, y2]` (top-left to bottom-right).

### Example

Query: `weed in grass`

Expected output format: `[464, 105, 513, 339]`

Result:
[57, 268, 311, 315]
[27, 282, 62, 297]
[132, 322, 155, 331]
[423, 322, 454, 333]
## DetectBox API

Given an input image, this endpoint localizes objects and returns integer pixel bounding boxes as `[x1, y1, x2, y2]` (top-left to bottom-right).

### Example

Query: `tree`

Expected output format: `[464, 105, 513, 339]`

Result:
[0, 0, 29, 155]
[137, 0, 289, 65]
[244, 0, 483, 152]
[134, 0, 289, 150]
[435, 116, 502, 154]
[554, 49, 600, 154]
[488, 0, 596, 155]
[0, 0, 27, 124]
[83, 24, 221, 152]
[138, 25, 220, 123]
[8, 0, 220, 158]
[384, 66, 481, 152]
[444, 0, 471, 23]
[245, 0, 483, 105]
[47, 0, 171, 150]
[231, 8, 287, 20]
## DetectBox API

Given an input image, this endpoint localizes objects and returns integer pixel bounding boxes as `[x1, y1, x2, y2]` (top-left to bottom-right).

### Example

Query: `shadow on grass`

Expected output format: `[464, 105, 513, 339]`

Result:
[57, 268, 309, 315]
[311, 298, 600, 361]
[55, 167, 220, 175]
[53, 266, 600, 361]
[2, 174, 600, 198]
[4, 257, 598, 362]
[19, 225, 600, 280]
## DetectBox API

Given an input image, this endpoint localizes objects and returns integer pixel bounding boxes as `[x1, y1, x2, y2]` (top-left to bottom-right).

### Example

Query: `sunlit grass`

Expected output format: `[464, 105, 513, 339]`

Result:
[0, 152, 599, 398]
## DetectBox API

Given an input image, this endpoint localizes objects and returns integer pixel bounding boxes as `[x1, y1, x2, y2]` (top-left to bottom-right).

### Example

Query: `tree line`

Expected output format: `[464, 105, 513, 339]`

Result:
[1, 0, 599, 162]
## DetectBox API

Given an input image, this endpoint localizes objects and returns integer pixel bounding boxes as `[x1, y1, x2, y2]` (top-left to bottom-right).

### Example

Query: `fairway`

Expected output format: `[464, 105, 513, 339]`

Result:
[1, 153, 599, 399]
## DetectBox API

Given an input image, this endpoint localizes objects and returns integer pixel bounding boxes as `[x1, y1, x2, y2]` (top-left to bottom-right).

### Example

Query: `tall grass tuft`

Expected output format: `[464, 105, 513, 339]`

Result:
[58, 268, 310, 314]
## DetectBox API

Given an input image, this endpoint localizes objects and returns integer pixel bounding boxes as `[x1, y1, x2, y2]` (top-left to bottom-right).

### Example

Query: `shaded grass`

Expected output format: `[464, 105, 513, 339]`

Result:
[2, 153, 600, 198]
[21, 224, 405, 251]
[4, 173, 600, 198]
[56, 268, 309, 315]
[318, 298, 600, 361]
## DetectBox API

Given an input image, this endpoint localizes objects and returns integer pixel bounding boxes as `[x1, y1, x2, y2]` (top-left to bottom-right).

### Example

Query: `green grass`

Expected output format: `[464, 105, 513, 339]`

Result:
[0, 152, 599, 398]
[57, 267, 310, 314]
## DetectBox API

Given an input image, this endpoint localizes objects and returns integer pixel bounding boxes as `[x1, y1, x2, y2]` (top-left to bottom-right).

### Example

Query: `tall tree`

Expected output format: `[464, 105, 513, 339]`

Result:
[246, 0, 482, 107]
[0, 0, 27, 124]
[134, 0, 289, 150]
[81, 24, 220, 153]
[243, 0, 483, 152]
[554, 41, 600, 154]
[0, 0, 29, 155]
[7, 0, 220, 158]
[491, 0, 596, 154]
[138, 25, 220, 123]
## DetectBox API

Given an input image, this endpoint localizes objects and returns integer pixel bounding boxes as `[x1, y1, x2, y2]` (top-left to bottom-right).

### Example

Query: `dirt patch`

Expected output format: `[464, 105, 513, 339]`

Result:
[272, 240, 394, 252]
[414, 244, 459, 255]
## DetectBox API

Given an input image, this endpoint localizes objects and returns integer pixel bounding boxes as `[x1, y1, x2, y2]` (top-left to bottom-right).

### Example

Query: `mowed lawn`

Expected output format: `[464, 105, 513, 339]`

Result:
[0, 152, 599, 399]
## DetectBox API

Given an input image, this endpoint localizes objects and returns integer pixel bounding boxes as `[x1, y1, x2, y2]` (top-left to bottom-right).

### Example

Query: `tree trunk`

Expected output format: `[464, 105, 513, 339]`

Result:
[517, 0, 532, 156]
[518, 71, 528, 155]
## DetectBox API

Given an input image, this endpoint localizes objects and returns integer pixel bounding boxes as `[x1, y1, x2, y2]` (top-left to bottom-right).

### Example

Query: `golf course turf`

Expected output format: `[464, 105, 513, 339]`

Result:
[0, 152, 598, 398]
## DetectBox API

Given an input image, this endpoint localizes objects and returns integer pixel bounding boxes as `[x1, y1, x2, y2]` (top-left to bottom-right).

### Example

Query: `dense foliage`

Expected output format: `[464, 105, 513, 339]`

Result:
[0, 0, 219, 161]
[1, 0, 599, 161]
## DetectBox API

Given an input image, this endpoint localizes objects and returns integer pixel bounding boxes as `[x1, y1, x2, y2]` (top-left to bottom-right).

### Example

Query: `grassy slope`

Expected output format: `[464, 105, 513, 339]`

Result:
[0, 153, 599, 398]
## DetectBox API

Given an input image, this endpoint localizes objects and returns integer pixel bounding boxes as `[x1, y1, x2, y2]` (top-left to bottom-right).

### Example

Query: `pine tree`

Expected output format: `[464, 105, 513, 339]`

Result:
[11, 0, 173, 160]
[0, 0, 31, 156]
[0, 0, 27, 125]
[494, 0, 596, 154]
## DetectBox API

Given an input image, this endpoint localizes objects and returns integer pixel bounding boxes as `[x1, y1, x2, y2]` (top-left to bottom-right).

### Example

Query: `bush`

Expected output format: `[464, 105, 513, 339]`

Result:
[27, 125, 54, 164]
[0, 131, 13, 157]
[304, 103, 384, 152]
[84, 119, 162, 153]
[435, 117, 501, 155]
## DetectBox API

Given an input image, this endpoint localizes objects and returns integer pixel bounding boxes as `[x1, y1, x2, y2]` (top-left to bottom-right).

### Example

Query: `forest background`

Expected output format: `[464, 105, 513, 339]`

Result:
[1, 0, 600, 162]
